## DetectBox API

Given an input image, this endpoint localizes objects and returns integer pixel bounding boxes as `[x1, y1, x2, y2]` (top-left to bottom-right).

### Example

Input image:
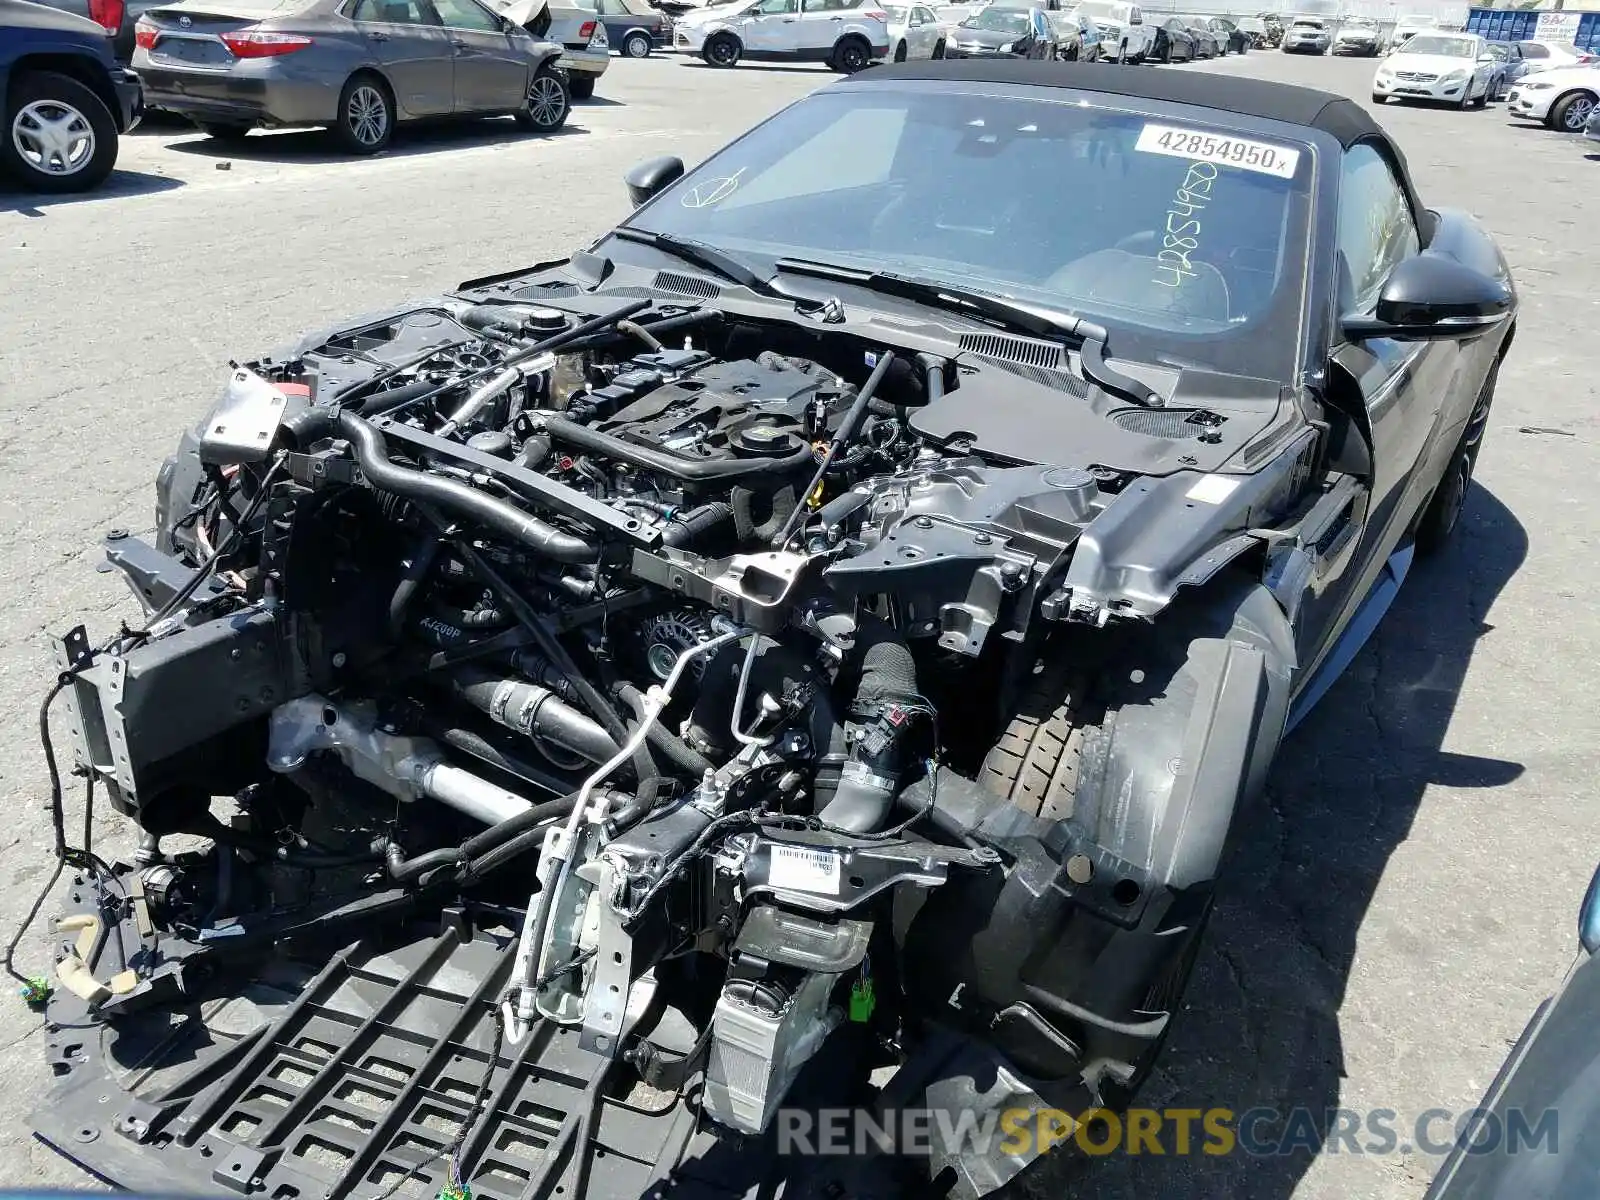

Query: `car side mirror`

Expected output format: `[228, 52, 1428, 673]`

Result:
[1582, 861, 1600, 955]
[624, 155, 685, 207]
[1342, 254, 1512, 342]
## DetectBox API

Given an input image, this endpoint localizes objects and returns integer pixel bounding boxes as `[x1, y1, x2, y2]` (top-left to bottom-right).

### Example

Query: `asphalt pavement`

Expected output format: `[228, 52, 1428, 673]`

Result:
[0, 46, 1597, 1199]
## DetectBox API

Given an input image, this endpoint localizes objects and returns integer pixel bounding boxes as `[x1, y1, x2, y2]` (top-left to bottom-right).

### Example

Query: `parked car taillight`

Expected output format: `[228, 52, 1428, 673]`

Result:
[219, 29, 315, 56]
[87, 0, 124, 33]
[579, 18, 597, 37]
[133, 18, 158, 47]
[861, 8, 888, 19]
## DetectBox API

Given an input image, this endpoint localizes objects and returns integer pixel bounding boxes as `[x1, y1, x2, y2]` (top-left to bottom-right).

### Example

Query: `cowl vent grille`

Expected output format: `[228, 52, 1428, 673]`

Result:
[1112, 408, 1209, 440]
[975, 355, 1088, 398]
[958, 332, 1063, 369]
[512, 279, 580, 298]
[653, 271, 721, 299]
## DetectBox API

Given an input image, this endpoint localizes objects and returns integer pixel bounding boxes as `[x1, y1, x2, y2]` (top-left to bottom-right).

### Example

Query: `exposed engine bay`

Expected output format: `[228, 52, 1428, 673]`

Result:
[33, 291, 1307, 1200]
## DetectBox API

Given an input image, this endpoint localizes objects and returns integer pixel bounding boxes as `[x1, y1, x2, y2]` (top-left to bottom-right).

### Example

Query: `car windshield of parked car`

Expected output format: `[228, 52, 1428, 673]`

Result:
[1402, 34, 1474, 57]
[616, 87, 1312, 377]
[1290, 19, 1322, 29]
[964, 6, 1029, 31]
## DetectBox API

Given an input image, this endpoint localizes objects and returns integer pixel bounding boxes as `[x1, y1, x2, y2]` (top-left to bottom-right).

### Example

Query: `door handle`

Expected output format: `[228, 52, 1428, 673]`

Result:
[780, 16, 795, 20]
[366, 29, 389, 39]
[451, 36, 469, 47]
[828, 14, 842, 19]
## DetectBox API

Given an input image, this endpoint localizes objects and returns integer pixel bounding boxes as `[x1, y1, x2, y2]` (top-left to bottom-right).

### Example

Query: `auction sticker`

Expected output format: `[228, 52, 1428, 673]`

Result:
[769, 845, 842, 894]
[1135, 124, 1302, 179]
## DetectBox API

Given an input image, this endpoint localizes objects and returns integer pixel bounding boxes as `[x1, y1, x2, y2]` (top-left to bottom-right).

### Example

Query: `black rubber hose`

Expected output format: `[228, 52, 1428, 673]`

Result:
[615, 682, 715, 779]
[660, 501, 735, 549]
[426, 722, 577, 797]
[517, 433, 552, 470]
[447, 537, 632, 745]
[356, 379, 439, 417]
[854, 616, 919, 706]
[542, 415, 815, 482]
[604, 776, 662, 834]
[388, 534, 444, 639]
[816, 617, 920, 834]
[450, 666, 622, 764]
[338, 411, 600, 563]
[384, 788, 585, 884]
[558, 308, 721, 353]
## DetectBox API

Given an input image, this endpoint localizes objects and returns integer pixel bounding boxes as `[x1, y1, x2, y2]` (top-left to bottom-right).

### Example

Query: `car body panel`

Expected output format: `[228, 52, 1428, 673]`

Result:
[493, 0, 608, 82]
[21, 0, 168, 61]
[1332, 18, 1380, 55]
[1484, 40, 1529, 98]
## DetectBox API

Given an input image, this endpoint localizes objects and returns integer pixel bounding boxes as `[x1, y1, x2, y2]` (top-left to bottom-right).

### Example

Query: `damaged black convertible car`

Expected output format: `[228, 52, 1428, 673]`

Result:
[23, 62, 1514, 1200]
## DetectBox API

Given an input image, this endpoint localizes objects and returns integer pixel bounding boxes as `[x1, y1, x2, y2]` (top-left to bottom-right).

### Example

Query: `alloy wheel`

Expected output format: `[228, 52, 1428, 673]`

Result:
[527, 74, 567, 127]
[1564, 93, 1596, 130]
[346, 84, 388, 148]
[11, 99, 95, 178]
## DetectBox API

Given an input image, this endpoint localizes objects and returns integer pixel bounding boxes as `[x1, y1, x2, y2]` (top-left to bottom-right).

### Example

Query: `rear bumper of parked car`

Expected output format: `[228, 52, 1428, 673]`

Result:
[1373, 72, 1471, 101]
[1506, 85, 1557, 119]
[563, 43, 610, 77]
[111, 66, 145, 132]
[131, 56, 338, 127]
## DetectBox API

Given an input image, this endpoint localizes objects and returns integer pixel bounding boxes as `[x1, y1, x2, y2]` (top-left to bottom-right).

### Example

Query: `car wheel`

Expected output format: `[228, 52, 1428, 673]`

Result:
[894, 39, 907, 61]
[830, 34, 871, 73]
[195, 121, 253, 142]
[568, 74, 595, 99]
[623, 30, 652, 57]
[1416, 358, 1497, 555]
[331, 73, 393, 154]
[1457, 84, 1471, 110]
[515, 61, 570, 132]
[702, 31, 741, 67]
[1551, 90, 1597, 132]
[1371, 91, 1386, 105]
[1, 70, 118, 194]
[1116, 38, 1128, 63]
[932, 37, 945, 58]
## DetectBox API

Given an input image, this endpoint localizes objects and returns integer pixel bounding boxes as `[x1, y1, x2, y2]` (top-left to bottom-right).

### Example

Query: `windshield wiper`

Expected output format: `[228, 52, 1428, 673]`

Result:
[775, 257, 1165, 407]
[610, 227, 792, 300]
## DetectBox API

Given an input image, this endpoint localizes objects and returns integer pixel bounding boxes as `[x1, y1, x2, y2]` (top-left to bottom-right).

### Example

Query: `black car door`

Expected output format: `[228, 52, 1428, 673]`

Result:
[1293, 139, 1458, 681]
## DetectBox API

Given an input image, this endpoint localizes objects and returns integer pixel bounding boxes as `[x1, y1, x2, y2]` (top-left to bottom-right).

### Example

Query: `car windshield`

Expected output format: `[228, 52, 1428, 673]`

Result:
[614, 86, 1313, 378]
[1403, 34, 1474, 57]
[1290, 20, 1321, 29]
[966, 6, 1029, 31]
[1343, 18, 1373, 28]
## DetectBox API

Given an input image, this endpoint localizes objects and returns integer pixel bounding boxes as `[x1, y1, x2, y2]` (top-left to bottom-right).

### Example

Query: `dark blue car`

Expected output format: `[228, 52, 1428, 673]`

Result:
[588, 0, 670, 56]
[1, 0, 143, 192]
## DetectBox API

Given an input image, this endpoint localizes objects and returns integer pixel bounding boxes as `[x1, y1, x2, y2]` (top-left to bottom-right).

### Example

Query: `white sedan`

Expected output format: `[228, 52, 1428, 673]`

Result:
[1506, 64, 1600, 131]
[884, 2, 948, 58]
[1372, 32, 1497, 108]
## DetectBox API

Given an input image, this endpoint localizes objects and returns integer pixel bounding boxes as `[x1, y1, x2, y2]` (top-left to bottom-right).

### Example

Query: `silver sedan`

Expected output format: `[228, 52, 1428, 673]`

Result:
[131, 0, 572, 153]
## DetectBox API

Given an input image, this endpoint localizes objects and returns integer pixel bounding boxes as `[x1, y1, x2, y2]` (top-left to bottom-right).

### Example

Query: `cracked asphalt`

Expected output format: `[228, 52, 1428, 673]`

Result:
[1, 45, 1597, 1199]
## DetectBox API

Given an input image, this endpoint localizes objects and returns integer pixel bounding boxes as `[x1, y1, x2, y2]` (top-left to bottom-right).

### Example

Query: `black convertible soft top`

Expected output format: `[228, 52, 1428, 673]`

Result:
[860, 60, 1383, 147]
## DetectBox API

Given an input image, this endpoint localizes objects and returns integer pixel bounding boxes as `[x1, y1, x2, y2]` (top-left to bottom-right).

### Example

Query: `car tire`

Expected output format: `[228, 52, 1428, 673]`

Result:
[932, 37, 945, 58]
[1457, 85, 1471, 110]
[1371, 91, 1386, 104]
[1, 70, 119, 194]
[1416, 357, 1497, 556]
[980, 661, 1097, 824]
[1549, 90, 1597, 132]
[1116, 38, 1127, 63]
[568, 74, 595, 99]
[702, 31, 741, 67]
[514, 61, 570, 132]
[894, 39, 907, 61]
[623, 30, 652, 57]
[195, 121, 253, 142]
[330, 72, 394, 155]
[830, 34, 872, 73]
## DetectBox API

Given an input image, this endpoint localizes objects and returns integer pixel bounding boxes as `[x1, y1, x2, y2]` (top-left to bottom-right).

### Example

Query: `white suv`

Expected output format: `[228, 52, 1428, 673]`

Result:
[1075, 0, 1155, 62]
[674, 0, 891, 70]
